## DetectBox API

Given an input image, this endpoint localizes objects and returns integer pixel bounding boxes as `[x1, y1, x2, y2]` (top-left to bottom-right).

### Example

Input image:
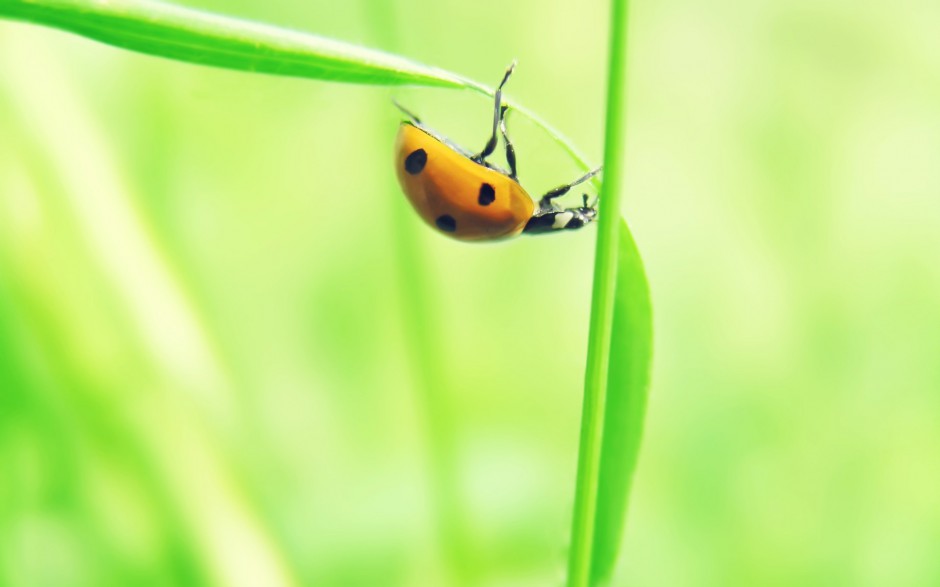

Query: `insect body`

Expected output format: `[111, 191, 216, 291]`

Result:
[394, 63, 601, 241]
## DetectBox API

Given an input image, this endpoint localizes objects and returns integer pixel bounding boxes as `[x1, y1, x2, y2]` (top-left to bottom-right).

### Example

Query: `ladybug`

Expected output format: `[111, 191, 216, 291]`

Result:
[394, 63, 601, 241]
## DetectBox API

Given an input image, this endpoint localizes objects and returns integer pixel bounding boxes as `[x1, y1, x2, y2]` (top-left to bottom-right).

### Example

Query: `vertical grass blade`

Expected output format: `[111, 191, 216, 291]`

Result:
[362, 5, 474, 583]
[590, 220, 652, 584]
[567, 0, 650, 584]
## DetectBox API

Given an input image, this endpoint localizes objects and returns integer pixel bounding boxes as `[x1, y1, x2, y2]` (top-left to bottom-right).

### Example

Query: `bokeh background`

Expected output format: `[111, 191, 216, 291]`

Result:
[2, 0, 940, 586]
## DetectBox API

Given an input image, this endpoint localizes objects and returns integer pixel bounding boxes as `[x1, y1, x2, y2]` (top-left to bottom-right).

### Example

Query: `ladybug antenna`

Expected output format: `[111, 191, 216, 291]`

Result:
[500, 60, 517, 88]
[392, 99, 421, 125]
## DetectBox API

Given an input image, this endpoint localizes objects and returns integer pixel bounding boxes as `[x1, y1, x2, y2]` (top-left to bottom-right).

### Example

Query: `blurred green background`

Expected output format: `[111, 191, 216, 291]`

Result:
[2, 0, 940, 586]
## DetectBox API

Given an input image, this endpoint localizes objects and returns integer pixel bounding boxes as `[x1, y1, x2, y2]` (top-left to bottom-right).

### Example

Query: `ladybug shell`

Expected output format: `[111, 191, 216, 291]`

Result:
[394, 123, 535, 241]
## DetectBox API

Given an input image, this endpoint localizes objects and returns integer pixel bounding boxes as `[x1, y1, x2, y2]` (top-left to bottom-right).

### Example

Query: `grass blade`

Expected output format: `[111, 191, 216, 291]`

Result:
[0, 0, 598, 188]
[0, 0, 465, 87]
[590, 219, 652, 584]
[567, 0, 651, 584]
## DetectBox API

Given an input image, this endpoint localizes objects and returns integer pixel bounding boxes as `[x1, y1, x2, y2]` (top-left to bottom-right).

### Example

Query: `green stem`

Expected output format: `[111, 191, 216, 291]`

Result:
[567, 0, 631, 584]
[362, 3, 473, 583]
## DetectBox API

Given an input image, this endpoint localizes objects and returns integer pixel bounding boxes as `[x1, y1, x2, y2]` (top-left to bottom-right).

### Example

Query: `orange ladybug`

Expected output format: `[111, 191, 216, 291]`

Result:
[394, 63, 601, 241]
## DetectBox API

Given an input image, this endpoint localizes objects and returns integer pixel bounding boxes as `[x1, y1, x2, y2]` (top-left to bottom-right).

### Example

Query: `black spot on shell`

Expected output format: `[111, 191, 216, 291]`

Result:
[478, 183, 496, 206]
[436, 215, 457, 232]
[404, 149, 427, 174]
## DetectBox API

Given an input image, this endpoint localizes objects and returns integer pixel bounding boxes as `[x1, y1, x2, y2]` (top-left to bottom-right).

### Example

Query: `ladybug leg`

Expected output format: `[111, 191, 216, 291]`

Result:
[473, 61, 516, 164]
[536, 166, 602, 212]
[525, 168, 601, 234]
[499, 105, 518, 180]
[523, 193, 599, 235]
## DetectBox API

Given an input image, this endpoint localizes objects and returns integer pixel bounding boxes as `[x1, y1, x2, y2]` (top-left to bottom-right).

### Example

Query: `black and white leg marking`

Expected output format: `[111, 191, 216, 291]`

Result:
[523, 194, 598, 234]
[524, 167, 602, 234]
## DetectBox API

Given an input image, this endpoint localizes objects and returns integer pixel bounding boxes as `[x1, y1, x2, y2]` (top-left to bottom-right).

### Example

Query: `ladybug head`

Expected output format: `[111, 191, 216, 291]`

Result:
[578, 194, 599, 218]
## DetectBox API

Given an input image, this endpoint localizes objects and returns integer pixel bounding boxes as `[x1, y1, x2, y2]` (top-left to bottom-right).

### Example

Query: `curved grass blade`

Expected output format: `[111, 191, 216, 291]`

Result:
[0, 0, 598, 190]
[0, 0, 597, 192]
[590, 219, 652, 584]
[0, 0, 465, 87]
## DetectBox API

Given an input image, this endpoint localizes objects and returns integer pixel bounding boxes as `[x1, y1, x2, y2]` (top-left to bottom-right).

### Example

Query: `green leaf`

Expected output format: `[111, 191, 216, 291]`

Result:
[590, 219, 653, 584]
[0, 0, 599, 186]
[0, 0, 465, 87]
